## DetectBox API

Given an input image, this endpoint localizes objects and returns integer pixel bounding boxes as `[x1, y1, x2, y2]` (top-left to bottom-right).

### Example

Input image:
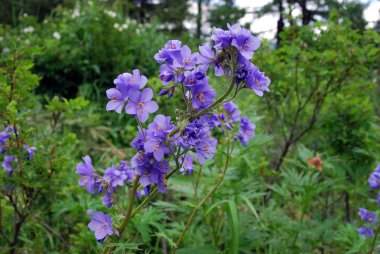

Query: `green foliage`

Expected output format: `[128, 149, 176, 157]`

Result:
[0, 2, 379, 253]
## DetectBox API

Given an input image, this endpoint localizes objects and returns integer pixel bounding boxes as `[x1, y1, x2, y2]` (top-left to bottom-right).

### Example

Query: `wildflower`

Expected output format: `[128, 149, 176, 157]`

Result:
[0, 128, 12, 154]
[170, 45, 198, 70]
[179, 155, 194, 175]
[375, 163, 380, 173]
[245, 67, 271, 97]
[224, 102, 241, 124]
[358, 227, 374, 238]
[104, 10, 117, 18]
[228, 23, 261, 60]
[22, 26, 34, 33]
[358, 208, 378, 223]
[369, 172, 380, 189]
[2, 156, 17, 175]
[125, 88, 159, 123]
[106, 88, 126, 113]
[237, 117, 256, 146]
[24, 144, 36, 160]
[103, 164, 128, 188]
[197, 45, 224, 76]
[211, 28, 232, 50]
[194, 136, 217, 165]
[154, 40, 182, 65]
[114, 69, 147, 95]
[307, 156, 323, 171]
[189, 84, 216, 110]
[102, 189, 113, 208]
[135, 160, 160, 187]
[158, 64, 176, 84]
[87, 210, 117, 242]
[76, 156, 101, 194]
[52, 32, 61, 40]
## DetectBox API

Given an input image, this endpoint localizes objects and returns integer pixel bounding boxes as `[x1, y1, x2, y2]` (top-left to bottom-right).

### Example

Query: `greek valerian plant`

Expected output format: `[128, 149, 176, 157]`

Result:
[76, 23, 271, 253]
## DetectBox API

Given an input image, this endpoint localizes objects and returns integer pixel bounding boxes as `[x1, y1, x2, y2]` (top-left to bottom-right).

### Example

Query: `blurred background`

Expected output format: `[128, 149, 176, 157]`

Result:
[0, 0, 380, 253]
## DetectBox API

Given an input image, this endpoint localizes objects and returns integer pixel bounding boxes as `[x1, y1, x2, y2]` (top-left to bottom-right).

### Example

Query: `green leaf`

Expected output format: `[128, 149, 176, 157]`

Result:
[225, 200, 240, 254]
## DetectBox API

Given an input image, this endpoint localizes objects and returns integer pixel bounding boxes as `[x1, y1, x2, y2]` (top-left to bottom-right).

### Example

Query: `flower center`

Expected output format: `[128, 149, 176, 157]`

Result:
[199, 93, 205, 103]
[82, 176, 88, 184]
[137, 102, 144, 109]
[183, 58, 192, 64]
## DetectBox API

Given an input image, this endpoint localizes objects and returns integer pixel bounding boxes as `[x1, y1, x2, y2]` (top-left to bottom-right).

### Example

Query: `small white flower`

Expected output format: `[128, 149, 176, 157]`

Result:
[53, 32, 61, 40]
[23, 13, 28, 17]
[113, 23, 120, 29]
[122, 23, 128, 30]
[0, 37, 3, 42]
[22, 26, 34, 33]
[104, 10, 117, 18]
[3, 48, 10, 54]
[72, 8, 80, 18]
[25, 39, 30, 44]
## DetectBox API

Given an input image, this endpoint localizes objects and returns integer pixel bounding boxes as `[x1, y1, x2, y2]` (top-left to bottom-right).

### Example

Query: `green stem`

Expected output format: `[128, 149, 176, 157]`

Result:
[189, 74, 235, 121]
[101, 175, 140, 254]
[369, 226, 380, 254]
[167, 66, 236, 141]
[171, 139, 233, 253]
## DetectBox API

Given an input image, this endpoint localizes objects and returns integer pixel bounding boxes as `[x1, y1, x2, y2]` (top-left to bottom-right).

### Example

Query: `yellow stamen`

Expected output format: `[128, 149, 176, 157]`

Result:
[199, 93, 205, 103]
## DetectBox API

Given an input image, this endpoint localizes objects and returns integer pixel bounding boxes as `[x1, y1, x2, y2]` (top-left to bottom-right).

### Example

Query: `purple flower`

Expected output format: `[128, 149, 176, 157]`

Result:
[190, 84, 216, 110]
[179, 155, 194, 175]
[369, 172, 380, 188]
[180, 116, 213, 150]
[131, 127, 147, 151]
[194, 136, 217, 165]
[2, 155, 17, 175]
[106, 88, 126, 113]
[170, 45, 198, 70]
[130, 153, 150, 168]
[135, 161, 160, 188]
[143, 115, 176, 161]
[125, 88, 159, 123]
[136, 188, 148, 198]
[102, 189, 114, 208]
[144, 138, 171, 161]
[184, 69, 208, 91]
[211, 28, 232, 50]
[135, 158, 169, 191]
[147, 114, 175, 138]
[237, 117, 256, 146]
[158, 87, 176, 99]
[154, 40, 182, 64]
[158, 64, 176, 85]
[224, 102, 241, 123]
[103, 164, 128, 188]
[153, 160, 170, 192]
[0, 127, 14, 154]
[358, 208, 378, 223]
[118, 160, 135, 183]
[23, 144, 36, 160]
[246, 67, 271, 97]
[228, 23, 261, 60]
[76, 156, 100, 194]
[87, 210, 117, 242]
[114, 69, 147, 95]
[358, 227, 374, 238]
[197, 45, 224, 76]
[375, 163, 380, 172]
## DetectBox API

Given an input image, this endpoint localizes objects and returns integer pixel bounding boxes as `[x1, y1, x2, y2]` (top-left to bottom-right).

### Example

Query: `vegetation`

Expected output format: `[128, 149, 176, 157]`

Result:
[0, 0, 379, 253]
